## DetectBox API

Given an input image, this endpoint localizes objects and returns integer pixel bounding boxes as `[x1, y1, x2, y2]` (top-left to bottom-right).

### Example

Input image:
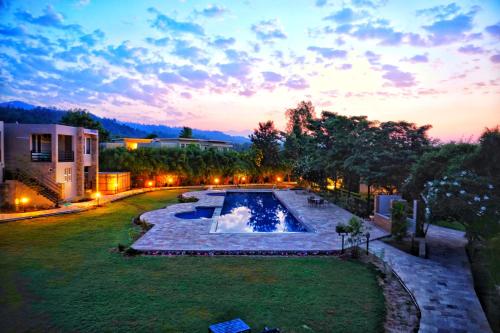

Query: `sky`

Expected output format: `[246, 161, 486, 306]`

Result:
[0, 0, 499, 141]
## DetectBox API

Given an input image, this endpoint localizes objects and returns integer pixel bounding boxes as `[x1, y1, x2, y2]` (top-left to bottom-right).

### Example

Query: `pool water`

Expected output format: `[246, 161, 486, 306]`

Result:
[216, 192, 307, 233]
[175, 207, 215, 219]
[207, 192, 226, 196]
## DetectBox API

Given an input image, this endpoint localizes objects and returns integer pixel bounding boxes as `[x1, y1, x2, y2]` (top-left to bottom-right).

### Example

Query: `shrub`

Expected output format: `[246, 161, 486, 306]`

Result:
[178, 195, 199, 203]
[336, 223, 349, 234]
[117, 243, 126, 252]
[347, 216, 366, 258]
[391, 201, 408, 241]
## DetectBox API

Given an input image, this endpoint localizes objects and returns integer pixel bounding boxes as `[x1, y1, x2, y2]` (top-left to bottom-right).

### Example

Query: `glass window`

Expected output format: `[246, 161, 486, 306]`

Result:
[85, 137, 91, 154]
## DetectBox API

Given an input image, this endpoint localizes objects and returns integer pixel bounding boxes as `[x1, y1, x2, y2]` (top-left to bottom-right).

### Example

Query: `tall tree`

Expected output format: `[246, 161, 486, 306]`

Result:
[60, 109, 110, 142]
[179, 127, 193, 138]
[250, 121, 282, 177]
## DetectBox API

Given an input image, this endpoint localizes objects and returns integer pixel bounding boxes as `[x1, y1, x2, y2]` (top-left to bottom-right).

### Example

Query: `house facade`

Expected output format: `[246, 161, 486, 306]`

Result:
[101, 137, 233, 151]
[2, 123, 99, 207]
[141, 138, 233, 151]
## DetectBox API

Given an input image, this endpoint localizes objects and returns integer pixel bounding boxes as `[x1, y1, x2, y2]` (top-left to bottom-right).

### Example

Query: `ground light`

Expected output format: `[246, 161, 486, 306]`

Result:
[20, 197, 29, 212]
[94, 192, 101, 207]
[147, 181, 154, 190]
[214, 177, 220, 185]
[276, 176, 282, 182]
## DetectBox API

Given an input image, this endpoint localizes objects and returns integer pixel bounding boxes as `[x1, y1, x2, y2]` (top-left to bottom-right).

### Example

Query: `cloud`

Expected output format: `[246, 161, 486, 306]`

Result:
[158, 71, 184, 84]
[404, 54, 429, 63]
[211, 36, 235, 48]
[307, 46, 347, 59]
[180, 92, 192, 99]
[338, 63, 352, 70]
[324, 8, 360, 23]
[218, 61, 251, 79]
[284, 76, 309, 90]
[80, 29, 104, 47]
[422, 11, 475, 45]
[97, 42, 148, 67]
[194, 4, 227, 18]
[172, 39, 207, 63]
[457, 44, 484, 55]
[381, 64, 416, 88]
[485, 22, 500, 39]
[416, 3, 461, 19]
[178, 66, 210, 82]
[351, 0, 387, 9]
[350, 22, 403, 45]
[0, 24, 27, 37]
[262, 71, 283, 82]
[365, 50, 381, 65]
[148, 7, 204, 35]
[145, 36, 169, 47]
[15, 5, 82, 32]
[251, 19, 286, 42]
[315, 0, 327, 7]
[490, 54, 500, 64]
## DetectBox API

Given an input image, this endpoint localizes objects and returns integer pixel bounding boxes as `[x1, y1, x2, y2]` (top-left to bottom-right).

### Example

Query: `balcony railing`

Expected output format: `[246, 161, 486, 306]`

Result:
[31, 151, 52, 162]
[58, 150, 74, 162]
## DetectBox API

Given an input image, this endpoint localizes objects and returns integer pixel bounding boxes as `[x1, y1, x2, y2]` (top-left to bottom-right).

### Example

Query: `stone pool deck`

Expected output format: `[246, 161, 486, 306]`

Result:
[132, 189, 389, 254]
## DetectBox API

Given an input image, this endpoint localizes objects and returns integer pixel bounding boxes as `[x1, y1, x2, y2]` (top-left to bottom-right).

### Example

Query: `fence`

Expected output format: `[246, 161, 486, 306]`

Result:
[324, 187, 374, 217]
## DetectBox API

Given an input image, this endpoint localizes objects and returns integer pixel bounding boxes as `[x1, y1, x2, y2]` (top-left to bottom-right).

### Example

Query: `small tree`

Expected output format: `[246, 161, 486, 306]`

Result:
[179, 127, 193, 138]
[60, 109, 110, 142]
[346, 216, 366, 258]
[391, 201, 408, 241]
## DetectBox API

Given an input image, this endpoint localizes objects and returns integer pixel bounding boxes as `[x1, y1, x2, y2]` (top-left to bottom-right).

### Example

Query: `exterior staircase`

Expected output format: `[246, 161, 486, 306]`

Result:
[6, 168, 62, 206]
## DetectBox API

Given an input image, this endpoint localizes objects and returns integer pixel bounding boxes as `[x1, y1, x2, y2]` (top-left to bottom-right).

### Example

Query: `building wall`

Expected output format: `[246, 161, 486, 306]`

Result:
[3, 180, 55, 209]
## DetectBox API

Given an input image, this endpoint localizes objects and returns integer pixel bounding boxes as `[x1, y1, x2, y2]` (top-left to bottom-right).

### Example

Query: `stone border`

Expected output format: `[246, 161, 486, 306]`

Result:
[132, 189, 390, 254]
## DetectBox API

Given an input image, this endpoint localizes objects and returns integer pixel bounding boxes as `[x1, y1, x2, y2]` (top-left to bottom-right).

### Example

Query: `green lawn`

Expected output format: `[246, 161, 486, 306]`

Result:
[0, 190, 385, 332]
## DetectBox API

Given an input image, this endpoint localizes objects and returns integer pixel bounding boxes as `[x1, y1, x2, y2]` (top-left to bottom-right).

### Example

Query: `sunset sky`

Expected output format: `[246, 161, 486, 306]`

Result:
[0, 0, 499, 141]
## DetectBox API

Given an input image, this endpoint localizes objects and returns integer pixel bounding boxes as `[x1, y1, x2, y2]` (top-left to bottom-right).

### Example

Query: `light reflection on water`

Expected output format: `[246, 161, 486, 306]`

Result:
[215, 192, 307, 233]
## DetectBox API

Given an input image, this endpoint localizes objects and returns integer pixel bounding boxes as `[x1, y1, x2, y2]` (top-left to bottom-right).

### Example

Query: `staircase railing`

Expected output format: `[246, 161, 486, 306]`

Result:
[6, 168, 62, 205]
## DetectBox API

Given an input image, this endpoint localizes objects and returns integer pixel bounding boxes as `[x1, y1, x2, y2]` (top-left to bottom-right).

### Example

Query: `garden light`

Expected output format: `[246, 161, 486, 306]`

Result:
[214, 177, 220, 184]
[148, 181, 153, 187]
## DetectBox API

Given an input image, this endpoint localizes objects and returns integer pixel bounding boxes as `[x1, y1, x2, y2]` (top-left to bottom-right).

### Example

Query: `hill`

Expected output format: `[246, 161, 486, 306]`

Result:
[0, 101, 250, 144]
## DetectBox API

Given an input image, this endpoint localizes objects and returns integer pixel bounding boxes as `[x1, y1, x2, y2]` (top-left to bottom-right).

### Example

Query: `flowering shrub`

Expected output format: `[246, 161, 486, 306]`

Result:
[424, 170, 499, 240]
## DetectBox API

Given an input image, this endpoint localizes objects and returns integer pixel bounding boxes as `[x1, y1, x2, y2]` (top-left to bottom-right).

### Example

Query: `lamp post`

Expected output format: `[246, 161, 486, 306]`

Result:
[365, 232, 371, 254]
[214, 177, 220, 187]
[147, 181, 153, 191]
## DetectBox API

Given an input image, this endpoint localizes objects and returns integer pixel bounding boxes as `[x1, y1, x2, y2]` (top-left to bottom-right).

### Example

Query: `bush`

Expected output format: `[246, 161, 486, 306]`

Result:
[178, 195, 199, 203]
[391, 201, 408, 241]
[336, 223, 349, 234]
[347, 216, 366, 258]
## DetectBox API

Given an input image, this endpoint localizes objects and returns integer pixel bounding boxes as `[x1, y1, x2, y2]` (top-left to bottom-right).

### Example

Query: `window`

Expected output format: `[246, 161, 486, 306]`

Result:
[64, 168, 72, 182]
[85, 137, 92, 154]
[32, 134, 51, 153]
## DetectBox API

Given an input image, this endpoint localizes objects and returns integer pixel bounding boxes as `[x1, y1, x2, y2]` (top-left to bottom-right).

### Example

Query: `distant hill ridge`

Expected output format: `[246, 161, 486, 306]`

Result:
[0, 101, 250, 144]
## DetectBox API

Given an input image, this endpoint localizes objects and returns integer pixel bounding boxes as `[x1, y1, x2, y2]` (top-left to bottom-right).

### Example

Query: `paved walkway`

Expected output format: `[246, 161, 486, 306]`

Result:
[0, 186, 195, 222]
[132, 189, 388, 253]
[371, 225, 492, 333]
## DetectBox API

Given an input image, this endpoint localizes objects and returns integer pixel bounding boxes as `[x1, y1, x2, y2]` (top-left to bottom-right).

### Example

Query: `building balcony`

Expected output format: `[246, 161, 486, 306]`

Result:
[58, 150, 74, 162]
[31, 151, 52, 162]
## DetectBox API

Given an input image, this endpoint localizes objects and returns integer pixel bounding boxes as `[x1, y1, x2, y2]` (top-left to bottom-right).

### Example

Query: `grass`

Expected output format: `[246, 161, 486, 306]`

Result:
[432, 219, 466, 232]
[0, 190, 385, 332]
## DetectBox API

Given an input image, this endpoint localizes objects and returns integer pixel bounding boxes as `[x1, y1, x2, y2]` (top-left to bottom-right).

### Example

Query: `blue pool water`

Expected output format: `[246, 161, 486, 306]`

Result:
[175, 207, 215, 219]
[216, 192, 307, 233]
[207, 192, 226, 196]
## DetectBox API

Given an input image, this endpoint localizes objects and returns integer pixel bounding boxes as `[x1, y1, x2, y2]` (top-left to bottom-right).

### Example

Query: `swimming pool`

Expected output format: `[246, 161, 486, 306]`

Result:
[175, 207, 215, 219]
[215, 192, 308, 233]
